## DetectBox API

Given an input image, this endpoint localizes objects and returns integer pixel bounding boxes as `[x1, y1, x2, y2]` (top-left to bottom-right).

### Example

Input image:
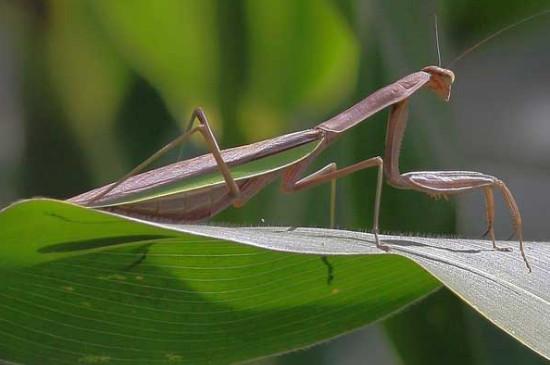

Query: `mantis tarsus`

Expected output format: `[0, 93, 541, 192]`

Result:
[69, 11, 550, 272]
[69, 64, 530, 271]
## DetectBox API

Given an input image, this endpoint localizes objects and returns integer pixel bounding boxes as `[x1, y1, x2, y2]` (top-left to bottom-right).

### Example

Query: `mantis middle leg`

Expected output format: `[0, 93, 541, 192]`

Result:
[282, 152, 385, 249]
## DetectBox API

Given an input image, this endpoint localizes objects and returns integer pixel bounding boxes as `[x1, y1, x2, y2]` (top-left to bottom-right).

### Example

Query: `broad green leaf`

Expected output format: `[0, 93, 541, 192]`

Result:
[0, 199, 438, 364]
[0, 200, 547, 364]
[174, 225, 550, 362]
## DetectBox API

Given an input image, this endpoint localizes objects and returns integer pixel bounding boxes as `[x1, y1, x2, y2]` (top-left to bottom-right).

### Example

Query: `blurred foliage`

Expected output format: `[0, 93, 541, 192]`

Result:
[238, 0, 359, 140]
[47, 0, 130, 182]
[3, 0, 549, 364]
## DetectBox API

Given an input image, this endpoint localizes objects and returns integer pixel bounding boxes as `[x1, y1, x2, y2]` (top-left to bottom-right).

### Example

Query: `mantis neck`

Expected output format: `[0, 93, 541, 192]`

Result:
[384, 100, 409, 185]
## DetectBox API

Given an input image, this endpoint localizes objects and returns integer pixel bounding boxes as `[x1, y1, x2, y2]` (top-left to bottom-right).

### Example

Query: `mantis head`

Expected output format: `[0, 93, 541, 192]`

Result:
[422, 66, 455, 102]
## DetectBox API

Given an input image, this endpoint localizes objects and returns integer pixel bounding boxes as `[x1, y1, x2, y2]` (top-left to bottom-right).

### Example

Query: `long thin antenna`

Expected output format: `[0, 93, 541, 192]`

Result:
[449, 8, 550, 67]
[434, 14, 442, 67]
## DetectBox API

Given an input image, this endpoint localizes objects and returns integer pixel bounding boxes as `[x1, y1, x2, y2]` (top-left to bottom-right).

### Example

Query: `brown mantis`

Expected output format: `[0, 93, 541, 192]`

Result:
[68, 10, 550, 272]
[69, 61, 530, 271]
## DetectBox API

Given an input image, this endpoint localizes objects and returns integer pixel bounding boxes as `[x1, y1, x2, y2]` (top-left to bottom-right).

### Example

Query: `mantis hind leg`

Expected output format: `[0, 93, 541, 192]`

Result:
[186, 108, 242, 204]
[88, 107, 242, 205]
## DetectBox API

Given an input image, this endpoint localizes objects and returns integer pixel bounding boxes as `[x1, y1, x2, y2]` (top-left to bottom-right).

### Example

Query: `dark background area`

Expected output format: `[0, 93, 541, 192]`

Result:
[0, 1, 548, 364]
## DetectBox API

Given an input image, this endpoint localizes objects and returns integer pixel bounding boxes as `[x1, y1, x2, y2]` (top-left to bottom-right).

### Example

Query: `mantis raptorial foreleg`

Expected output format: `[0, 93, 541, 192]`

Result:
[384, 100, 530, 271]
[282, 155, 385, 249]
[482, 186, 511, 251]
[90, 108, 242, 204]
[404, 171, 527, 267]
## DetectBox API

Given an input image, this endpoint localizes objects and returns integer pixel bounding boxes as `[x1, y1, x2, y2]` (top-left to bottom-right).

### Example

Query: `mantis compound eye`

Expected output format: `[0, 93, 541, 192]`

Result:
[422, 65, 455, 101]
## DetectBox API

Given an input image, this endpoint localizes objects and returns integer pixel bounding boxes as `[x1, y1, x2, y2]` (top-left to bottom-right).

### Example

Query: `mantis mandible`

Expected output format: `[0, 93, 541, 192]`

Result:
[69, 11, 550, 272]
[69, 64, 529, 271]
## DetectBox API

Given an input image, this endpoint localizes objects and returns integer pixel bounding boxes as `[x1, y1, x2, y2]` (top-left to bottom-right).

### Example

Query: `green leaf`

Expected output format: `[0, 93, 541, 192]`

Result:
[0, 199, 437, 364]
[0, 199, 548, 364]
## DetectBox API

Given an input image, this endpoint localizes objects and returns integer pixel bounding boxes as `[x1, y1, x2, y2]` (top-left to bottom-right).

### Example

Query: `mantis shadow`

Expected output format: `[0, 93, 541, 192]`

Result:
[384, 239, 484, 254]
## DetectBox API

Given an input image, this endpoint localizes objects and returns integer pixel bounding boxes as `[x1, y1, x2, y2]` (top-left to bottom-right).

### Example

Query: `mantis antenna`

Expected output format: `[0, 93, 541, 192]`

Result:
[433, 13, 442, 67]
[449, 8, 550, 67]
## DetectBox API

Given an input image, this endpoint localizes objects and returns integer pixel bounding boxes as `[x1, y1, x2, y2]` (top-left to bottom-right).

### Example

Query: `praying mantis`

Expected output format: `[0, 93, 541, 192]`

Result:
[68, 64, 529, 271]
[68, 12, 550, 272]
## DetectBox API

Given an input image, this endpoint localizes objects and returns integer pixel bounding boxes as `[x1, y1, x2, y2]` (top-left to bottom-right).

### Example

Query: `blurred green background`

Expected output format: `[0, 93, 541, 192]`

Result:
[0, 0, 548, 364]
